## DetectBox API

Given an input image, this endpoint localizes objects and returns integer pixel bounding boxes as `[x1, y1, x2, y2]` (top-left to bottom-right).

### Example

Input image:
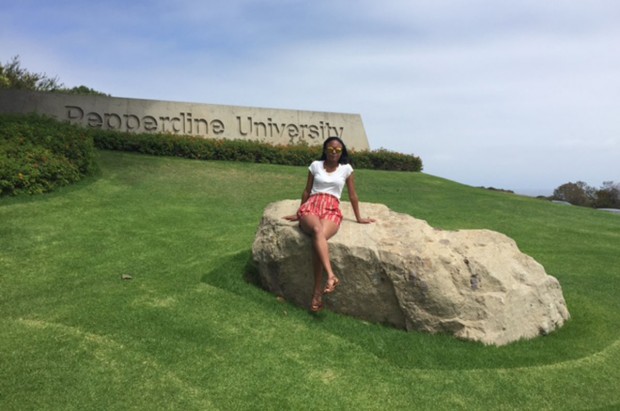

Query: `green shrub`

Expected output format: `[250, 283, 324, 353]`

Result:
[352, 148, 423, 171]
[0, 114, 96, 196]
[0, 114, 422, 196]
[92, 128, 423, 171]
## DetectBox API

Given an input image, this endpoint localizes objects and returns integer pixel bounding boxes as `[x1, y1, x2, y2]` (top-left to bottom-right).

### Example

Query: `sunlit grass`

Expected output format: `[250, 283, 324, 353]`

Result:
[1, 150, 618, 410]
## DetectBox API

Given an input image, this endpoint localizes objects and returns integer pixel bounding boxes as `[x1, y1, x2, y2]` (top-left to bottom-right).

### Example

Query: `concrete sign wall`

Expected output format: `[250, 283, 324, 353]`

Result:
[0, 90, 370, 150]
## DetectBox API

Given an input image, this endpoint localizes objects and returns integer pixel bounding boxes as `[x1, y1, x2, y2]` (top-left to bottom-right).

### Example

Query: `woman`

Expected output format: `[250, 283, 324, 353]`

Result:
[284, 137, 375, 312]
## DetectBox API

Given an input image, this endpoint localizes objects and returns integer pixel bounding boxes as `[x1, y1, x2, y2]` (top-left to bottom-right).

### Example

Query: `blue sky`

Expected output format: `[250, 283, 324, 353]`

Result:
[2, 0, 619, 195]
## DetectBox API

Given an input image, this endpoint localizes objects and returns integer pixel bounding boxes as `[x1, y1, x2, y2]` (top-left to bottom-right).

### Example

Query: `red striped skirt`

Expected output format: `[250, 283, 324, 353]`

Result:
[296, 193, 343, 226]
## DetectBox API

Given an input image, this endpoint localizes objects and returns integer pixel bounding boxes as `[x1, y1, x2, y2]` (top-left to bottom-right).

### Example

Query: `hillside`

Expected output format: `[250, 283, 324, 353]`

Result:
[1, 150, 618, 410]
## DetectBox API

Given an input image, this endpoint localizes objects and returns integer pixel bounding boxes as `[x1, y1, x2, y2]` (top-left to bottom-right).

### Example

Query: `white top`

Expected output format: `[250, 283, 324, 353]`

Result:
[309, 160, 354, 199]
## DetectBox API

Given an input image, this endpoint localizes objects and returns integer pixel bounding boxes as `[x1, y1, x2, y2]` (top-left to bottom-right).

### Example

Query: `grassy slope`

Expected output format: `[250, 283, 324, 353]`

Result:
[1, 150, 618, 410]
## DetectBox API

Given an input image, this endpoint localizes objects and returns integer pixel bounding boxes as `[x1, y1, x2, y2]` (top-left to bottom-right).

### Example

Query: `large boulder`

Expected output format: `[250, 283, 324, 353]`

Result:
[252, 200, 570, 346]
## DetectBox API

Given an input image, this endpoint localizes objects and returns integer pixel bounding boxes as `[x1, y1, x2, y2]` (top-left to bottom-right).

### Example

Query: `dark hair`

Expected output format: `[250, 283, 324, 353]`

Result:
[319, 136, 351, 165]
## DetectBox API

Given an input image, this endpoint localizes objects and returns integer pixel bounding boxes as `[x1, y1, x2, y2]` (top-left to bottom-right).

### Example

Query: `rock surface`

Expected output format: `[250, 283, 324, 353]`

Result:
[252, 200, 570, 345]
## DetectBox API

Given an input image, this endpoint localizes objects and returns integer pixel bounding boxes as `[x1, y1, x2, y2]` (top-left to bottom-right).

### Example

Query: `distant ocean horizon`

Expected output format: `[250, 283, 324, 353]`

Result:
[513, 188, 552, 197]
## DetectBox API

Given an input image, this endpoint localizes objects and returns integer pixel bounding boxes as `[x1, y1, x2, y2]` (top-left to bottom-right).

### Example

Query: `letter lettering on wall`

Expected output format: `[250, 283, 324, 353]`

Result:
[254, 121, 267, 137]
[287, 124, 299, 139]
[159, 117, 171, 132]
[124, 114, 140, 131]
[308, 124, 320, 139]
[237, 116, 251, 136]
[211, 119, 224, 135]
[329, 125, 344, 138]
[0, 94, 368, 149]
[270, 121, 283, 138]
[106, 113, 122, 129]
[171, 116, 182, 133]
[87, 112, 103, 128]
[143, 116, 158, 131]
[194, 118, 209, 135]
[66, 105, 84, 120]
[185, 112, 193, 134]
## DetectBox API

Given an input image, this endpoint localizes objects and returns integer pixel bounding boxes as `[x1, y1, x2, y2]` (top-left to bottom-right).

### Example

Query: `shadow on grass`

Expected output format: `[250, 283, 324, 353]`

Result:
[199, 250, 620, 372]
[200, 250, 331, 320]
[200, 249, 263, 297]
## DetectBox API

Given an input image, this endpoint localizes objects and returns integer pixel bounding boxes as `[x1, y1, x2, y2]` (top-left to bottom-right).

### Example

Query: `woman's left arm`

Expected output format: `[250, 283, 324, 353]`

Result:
[346, 173, 375, 224]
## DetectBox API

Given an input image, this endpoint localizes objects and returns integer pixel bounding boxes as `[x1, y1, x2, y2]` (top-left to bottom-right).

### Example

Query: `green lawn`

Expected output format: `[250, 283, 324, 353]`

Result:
[1, 150, 619, 410]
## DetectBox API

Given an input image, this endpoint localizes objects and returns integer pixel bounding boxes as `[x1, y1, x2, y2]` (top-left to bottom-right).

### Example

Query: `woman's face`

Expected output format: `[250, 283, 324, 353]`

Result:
[325, 140, 343, 161]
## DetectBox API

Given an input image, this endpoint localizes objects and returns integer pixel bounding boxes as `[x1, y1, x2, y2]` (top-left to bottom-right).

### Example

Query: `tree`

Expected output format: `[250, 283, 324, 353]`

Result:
[552, 181, 595, 207]
[0, 55, 63, 91]
[553, 180, 619, 208]
[64, 85, 108, 96]
[1, 55, 108, 95]
[594, 181, 620, 208]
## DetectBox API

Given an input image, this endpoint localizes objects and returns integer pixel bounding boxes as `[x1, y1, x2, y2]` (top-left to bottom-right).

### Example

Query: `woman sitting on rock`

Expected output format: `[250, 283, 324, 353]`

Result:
[284, 136, 375, 312]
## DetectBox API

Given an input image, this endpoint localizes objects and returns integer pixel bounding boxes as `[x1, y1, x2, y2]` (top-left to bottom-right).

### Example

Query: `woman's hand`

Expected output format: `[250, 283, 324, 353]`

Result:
[357, 217, 376, 224]
[283, 214, 299, 221]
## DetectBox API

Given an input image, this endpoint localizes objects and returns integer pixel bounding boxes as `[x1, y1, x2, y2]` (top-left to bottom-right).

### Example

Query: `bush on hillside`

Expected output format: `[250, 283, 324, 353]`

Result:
[0, 114, 96, 196]
[552, 180, 620, 209]
[352, 148, 423, 171]
[92, 128, 423, 171]
[1, 55, 108, 95]
[0, 113, 421, 198]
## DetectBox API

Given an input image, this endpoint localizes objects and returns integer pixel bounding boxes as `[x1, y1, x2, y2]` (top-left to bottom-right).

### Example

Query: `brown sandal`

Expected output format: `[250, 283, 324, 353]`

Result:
[310, 301, 324, 312]
[323, 277, 340, 294]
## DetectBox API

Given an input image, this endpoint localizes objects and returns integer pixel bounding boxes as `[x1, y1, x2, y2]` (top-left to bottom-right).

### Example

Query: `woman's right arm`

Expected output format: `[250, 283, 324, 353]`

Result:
[300, 171, 314, 205]
[283, 172, 314, 221]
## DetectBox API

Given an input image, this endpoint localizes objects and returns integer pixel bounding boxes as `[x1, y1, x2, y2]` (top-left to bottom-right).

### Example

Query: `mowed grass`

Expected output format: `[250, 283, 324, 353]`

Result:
[1, 150, 619, 410]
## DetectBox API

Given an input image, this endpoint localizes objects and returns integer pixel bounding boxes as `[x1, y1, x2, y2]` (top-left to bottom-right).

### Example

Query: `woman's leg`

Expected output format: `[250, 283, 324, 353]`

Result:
[299, 215, 340, 308]
[300, 215, 340, 279]
[310, 248, 323, 311]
